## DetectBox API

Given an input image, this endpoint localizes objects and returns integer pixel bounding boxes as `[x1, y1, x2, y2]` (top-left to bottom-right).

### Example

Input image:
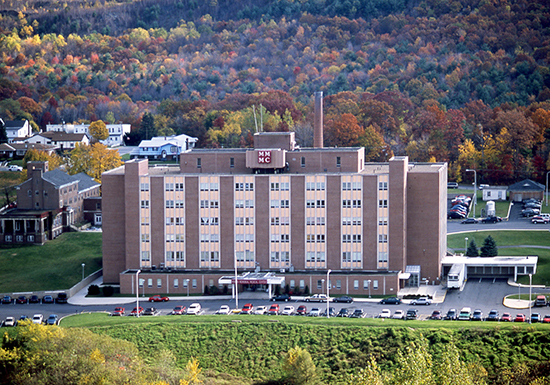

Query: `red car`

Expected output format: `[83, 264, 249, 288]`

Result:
[514, 313, 526, 322]
[296, 305, 307, 316]
[110, 307, 125, 316]
[268, 304, 280, 315]
[240, 303, 254, 314]
[501, 313, 512, 322]
[171, 305, 186, 315]
[130, 307, 144, 316]
[148, 295, 169, 302]
[543, 315, 550, 323]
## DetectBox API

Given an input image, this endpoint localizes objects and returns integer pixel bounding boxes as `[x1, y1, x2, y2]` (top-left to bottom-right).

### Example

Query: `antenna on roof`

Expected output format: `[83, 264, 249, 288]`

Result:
[252, 105, 258, 133]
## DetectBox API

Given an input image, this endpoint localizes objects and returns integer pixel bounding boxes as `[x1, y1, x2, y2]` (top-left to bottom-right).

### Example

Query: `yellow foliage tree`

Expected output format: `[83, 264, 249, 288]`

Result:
[180, 357, 203, 385]
[89, 120, 109, 142]
[67, 143, 122, 183]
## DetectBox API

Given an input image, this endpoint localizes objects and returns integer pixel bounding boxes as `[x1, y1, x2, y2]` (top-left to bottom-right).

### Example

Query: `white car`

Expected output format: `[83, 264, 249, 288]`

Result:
[304, 294, 329, 302]
[392, 310, 405, 319]
[8, 165, 22, 172]
[254, 306, 268, 315]
[282, 306, 295, 316]
[32, 314, 43, 324]
[411, 297, 431, 306]
[186, 303, 202, 315]
[3, 317, 15, 327]
[215, 305, 231, 315]
[308, 308, 321, 317]
[378, 309, 391, 318]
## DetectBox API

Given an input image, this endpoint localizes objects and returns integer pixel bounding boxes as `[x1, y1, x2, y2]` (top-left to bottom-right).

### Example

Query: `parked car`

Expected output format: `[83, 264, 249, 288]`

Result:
[308, 308, 321, 317]
[514, 313, 526, 322]
[240, 303, 254, 314]
[254, 306, 268, 315]
[110, 307, 125, 316]
[501, 313, 512, 322]
[3, 317, 15, 327]
[42, 295, 54, 304]
[445, 309, 457, 320]
[268, 304, 280, 315]
[378, 309, 392, 318]
[8, 165, 23, 172]
[304, 294, 328, 302]
[410, 297, 431, 305]
[379, 297, 402, 305]
[471, 309, 484, 321]
[461, 218, 479, 224]
[171, 305, 187, 315]
[46, 314, 58, 325]
[522, 208, 540, 217]
[18, 315, 29, 324]
[486, 309, 500, 321]
[531, 313, 542, 323]
[29, 295, 40, 304]
[56, 293, 68, 303]
[271, 294, 292, 302]
[143, 307, 160, 316]
[349, 309, 366, 318]
[332, 295, 354, 303]
[322, 307, 336, 317]
[337, 308, 350, 317]
[15, 296, 28, 304]
[447, 182, 459, 189]
[458, 307, 472, 320]
[392, 310, 405, 319]
[282, 306, 295, 316]
[296, 305, 307, 316]
[32, 314, 44, 324]
[448, 211, 467, 219]
[531, 216, 547, 224]
[481, 216, 501, 223]
[430, 310, 442, 320]
[2, 296, 12, 304]
[148, 295, 169, 302]
[535, 295, 548, 307]
[543, 315, 550, 323]
[186, 303, 202, 315]
[405, 309, 418, 320]
[130, 307, 144, 316]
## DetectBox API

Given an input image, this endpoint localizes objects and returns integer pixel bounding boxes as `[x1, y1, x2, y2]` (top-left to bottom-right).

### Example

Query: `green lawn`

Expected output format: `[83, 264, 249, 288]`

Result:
[0, 232, 102, 292]
[0, 170, 21, 207]
[60, 312, 550, 331]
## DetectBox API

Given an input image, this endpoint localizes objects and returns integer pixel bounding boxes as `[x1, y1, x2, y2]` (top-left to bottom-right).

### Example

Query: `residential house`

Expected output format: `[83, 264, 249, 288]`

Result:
[46, 123, 131, 147]
[133, 134, 198, 160]
[0, 143, 56, 159]
[508, 179, 545, 202]
[24, 132, 89, 152]
[2, 119, 32, 142]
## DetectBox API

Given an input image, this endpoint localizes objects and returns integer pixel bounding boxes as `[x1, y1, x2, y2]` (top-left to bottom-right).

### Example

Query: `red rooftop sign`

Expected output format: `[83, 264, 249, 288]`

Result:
[258, 150, 271, 164]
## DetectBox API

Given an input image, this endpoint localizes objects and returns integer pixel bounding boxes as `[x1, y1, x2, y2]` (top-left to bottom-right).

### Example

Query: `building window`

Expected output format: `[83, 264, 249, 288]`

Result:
[379, 199, 388, 208]
[192, 279, 197, 288]
[141, 200, 149, 209]
[336, 156, 341, 167]
[230, 157, 234, 168]
[363, 280, 369, 290]
[27, 190, 31, 197]
[317, 280, 323, 289]
[148, 279, 153, 288]
[336, 280, 341, 289]
[379, 181, 388, 191]
[373, 280, 379, 290]
[157, 279, 162, 288]
[353, 280, 359, 290]
[197, 158, 201, 168]
[379, 234, 388, 243]
[301, 157, 305, 167]
[300, 280, 305, 290]
[290, 280, 295, 289]
[183, 279, 188, 288]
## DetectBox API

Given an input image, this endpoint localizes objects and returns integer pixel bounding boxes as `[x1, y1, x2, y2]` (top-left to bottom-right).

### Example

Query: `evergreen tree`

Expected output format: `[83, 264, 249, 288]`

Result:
[466, 239, 479, 257]
[139, 112, 155, 140]
[480, 235, 498, 257]
[0, 120, 7, 144]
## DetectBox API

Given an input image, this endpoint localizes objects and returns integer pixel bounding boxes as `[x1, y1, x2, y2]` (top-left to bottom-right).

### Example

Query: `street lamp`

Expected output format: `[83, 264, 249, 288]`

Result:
[234, 252, 239, 310]
[326, 270, 331, 318]
[546, 171, 550, 206]
[466, 169, 477, 217]
[527, 274, 533, 323]
[464, 237, 468, 255]
[81, 263, 85, 281]
[367, 279, 371, 298]
[136, 270, 141, 318]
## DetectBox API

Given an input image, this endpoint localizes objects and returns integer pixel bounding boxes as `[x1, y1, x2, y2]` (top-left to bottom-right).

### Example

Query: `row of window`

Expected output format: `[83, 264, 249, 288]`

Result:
[165, 183, 184, 191]
[271, 200, 290, 208]
[141, 199, 387, 210]
[316, 279, 379, 290]
[342, 182, 362, 190]
[342, 234, 362, 243]
[166, 200, 184, 209]
[271, 182, 290, 191]
[235, 217, 254, 225]
[306, 182, 325, 191]
[235, 183, 254, 191]
[147, 233, 382, 244]
[306, 200, 324, 208]
[201, 200, 219, 208]
[342, 200, 362, 208]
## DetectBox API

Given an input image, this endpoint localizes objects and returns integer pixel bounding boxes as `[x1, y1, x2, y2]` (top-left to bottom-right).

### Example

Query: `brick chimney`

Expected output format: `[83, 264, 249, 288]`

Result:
[314, 91, 323, 148]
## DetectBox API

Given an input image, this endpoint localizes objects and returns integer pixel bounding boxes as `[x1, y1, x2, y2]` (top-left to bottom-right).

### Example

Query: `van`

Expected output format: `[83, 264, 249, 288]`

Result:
[458, 307, 472, 320]
[539, 213, 550, 222]
[535, 295, 547, 307]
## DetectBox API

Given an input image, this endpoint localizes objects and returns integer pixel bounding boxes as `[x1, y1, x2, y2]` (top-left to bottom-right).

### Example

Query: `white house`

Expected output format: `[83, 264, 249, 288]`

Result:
[482, 186, 508, 201]
[134, 134, 198, 160]
[2, 119, 32, 142]
[46, 123, 131, 147]
[24, 132, 89, 151]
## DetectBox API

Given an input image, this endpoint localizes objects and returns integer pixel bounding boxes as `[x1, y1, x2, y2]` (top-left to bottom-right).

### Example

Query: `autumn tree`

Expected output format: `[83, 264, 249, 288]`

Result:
[89, 120, 109, 142]
[67, 143, 122, 182]
[22, 149, 63, 170]
[324, 113, 364, 147]
[282, 346, 318, 385]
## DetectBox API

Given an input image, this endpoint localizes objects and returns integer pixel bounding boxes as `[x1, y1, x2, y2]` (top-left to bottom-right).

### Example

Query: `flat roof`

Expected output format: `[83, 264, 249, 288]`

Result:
[442, 255, 538, 266]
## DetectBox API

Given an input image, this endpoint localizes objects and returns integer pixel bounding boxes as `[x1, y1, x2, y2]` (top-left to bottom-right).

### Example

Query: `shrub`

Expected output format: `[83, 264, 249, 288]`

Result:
[87, 284, 100, 296]
[102, 285, 114, 297]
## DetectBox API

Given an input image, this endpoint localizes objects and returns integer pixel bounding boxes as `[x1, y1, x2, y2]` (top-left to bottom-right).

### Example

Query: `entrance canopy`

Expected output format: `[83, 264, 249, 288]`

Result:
[218, 272, 285, 286]
[442, 255, 538, 282]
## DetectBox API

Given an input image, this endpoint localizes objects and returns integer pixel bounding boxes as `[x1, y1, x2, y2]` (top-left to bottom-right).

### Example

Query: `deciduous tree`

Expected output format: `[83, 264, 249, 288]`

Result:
[89, 120, 109, 142]
[67, 143, 122, 183]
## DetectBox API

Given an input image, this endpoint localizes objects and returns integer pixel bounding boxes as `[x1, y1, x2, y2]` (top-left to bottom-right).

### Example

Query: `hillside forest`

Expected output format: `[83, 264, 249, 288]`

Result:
[1, 0, 550, 185]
